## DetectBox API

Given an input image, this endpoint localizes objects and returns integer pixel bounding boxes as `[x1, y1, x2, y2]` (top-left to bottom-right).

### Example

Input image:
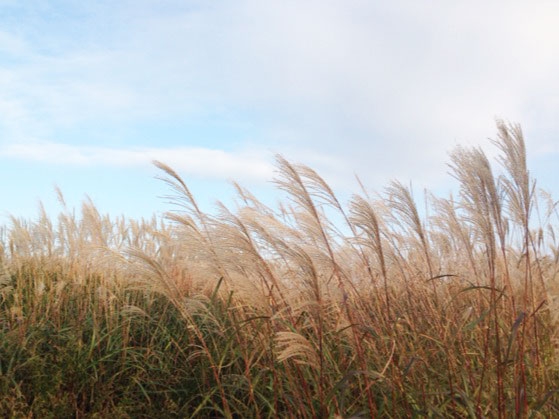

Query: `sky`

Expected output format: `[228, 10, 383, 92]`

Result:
[1, 0, 558, 224]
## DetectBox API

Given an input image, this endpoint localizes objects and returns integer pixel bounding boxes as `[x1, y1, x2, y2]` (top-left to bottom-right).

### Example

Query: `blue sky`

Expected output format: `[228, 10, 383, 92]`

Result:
[1, 0, 558, 223]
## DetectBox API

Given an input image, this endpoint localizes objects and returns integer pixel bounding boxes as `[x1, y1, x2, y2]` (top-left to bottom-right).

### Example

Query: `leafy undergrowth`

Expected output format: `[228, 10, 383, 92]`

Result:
[1, 122, 558, 418]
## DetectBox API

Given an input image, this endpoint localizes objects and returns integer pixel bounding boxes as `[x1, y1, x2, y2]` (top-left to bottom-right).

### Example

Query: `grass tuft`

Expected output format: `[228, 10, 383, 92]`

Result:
[1, 122, 558, 417]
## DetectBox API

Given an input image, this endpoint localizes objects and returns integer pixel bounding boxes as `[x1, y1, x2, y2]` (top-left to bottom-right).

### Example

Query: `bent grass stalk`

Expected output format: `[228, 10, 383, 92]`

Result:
[0, 122, 557, 417]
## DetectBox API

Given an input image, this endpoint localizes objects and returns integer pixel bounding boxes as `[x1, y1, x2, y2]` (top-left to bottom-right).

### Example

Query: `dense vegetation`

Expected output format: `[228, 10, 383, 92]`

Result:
[1, 122, 558, 418]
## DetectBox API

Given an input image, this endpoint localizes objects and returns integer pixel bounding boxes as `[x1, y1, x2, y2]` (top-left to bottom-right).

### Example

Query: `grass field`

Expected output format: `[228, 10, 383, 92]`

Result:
[1, 121, 558, 418]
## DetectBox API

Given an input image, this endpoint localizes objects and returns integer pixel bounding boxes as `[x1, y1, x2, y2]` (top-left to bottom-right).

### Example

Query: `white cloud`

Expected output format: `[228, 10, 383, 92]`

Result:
[0, 1, 558, 195]
[0, 141, 274, 183]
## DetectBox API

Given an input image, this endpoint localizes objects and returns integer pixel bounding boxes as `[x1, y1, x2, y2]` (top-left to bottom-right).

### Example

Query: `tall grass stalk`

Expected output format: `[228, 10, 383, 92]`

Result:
[0, 122, 558, 417]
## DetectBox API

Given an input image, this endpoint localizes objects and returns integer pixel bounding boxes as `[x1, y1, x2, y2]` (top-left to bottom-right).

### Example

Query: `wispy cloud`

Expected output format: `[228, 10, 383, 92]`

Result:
[1, 1, 558, 196]
[0, 141, 274, 182]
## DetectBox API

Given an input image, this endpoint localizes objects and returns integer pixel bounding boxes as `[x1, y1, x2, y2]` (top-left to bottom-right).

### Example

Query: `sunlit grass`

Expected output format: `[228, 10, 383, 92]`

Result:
[1, 121, 558, 417]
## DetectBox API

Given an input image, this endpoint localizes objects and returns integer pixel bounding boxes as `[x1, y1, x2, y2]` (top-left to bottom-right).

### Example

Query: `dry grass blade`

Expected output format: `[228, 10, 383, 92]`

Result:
[385, 180, 434, 278]
[0, 121, 557, 418]
[275, 331, 320, 369]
